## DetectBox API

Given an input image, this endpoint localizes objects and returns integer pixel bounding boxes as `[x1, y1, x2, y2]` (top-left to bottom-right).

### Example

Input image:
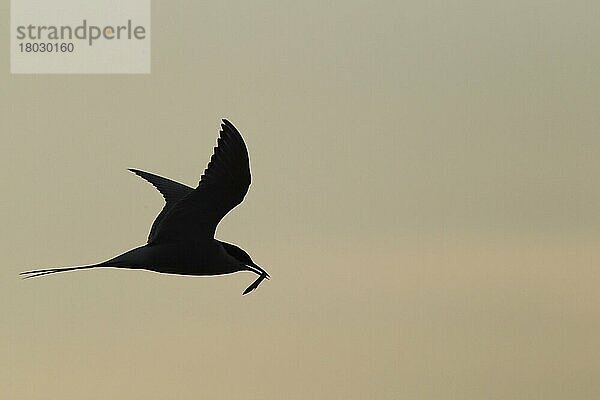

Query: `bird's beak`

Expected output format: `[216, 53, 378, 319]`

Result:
[250, 262, 270, 279]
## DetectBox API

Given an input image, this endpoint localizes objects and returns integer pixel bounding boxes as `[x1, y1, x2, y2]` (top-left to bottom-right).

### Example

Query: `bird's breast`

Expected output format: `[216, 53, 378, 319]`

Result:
[134, 242, 241, 276]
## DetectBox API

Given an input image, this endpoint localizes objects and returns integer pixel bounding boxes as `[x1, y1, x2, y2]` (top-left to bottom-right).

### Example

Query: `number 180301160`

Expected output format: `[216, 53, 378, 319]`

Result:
[18, 42, 74, 53]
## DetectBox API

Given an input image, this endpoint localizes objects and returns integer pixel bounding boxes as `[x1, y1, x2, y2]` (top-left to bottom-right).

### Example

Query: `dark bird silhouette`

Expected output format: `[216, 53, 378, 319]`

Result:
[21, 119, 270, 295]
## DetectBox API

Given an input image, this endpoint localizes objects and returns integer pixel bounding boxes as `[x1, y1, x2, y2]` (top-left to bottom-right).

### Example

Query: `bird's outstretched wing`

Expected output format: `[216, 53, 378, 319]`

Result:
[147, 119, 251, 244]
[129, 169, 193, 204]
[128, 169, 194, 242]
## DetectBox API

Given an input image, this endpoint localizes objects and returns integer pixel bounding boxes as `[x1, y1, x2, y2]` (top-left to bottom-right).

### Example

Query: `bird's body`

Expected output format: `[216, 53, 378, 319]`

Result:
[21, 119, 270, 295]
[105, 241, 244, 276]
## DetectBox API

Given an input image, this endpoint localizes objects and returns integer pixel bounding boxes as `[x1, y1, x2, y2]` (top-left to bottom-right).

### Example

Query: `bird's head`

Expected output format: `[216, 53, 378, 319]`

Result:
[219, 240, 269, 278]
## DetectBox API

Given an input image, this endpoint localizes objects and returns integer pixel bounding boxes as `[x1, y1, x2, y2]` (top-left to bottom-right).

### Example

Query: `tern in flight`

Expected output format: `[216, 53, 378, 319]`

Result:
[21, 119, 270, 295]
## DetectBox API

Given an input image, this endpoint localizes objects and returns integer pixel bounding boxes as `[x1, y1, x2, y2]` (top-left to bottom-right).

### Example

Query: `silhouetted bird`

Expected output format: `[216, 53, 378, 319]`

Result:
[21, 119, 270, 295]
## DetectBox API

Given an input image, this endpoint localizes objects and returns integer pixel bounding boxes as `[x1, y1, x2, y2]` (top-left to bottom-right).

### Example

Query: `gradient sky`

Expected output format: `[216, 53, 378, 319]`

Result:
[1, 1, 600, 399]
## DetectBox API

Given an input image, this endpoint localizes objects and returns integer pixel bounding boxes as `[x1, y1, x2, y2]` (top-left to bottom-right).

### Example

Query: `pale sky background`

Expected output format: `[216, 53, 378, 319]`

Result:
[1, 1, 600, 399]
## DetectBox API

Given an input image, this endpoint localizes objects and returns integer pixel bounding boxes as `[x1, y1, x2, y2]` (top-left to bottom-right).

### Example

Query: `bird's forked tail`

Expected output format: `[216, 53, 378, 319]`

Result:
[20, 264, 107, 279]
